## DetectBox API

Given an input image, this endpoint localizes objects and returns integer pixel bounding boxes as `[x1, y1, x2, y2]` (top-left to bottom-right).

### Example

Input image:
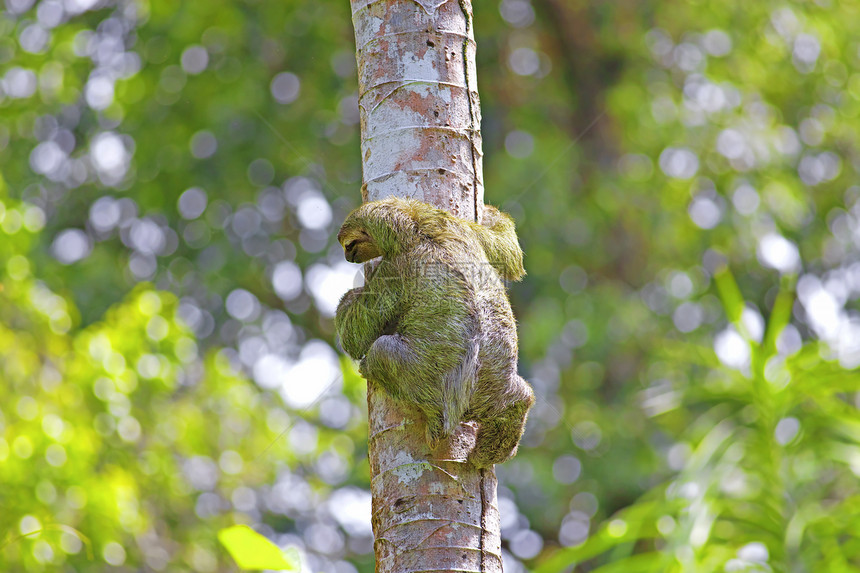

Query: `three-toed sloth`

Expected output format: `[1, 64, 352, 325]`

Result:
[335, 197, 534, 468]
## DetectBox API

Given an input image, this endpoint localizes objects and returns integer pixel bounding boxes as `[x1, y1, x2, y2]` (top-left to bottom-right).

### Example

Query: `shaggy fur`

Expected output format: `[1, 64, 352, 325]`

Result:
[335, 197, 535, 467]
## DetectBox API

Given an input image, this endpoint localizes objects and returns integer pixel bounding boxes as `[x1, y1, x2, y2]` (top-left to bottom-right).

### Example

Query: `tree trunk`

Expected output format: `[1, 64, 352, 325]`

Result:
[349, 0, 502, 571]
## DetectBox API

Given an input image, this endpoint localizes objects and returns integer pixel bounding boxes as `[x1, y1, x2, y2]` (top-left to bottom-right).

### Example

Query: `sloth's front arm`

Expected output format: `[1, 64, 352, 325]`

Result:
[335, 275, 402, 359]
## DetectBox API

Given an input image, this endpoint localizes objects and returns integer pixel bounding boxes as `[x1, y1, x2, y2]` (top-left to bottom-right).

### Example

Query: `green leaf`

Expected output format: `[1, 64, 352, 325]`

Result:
[713, 266, 744, 324]
[217, 526, 300, 571]
[590, 551, 668, 573]
[762, 274, 796, 358]
[532, 500, 680, 573]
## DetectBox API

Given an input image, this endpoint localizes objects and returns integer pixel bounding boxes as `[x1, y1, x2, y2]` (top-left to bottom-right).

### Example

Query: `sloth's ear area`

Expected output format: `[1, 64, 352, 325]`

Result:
[386, 197, 425, 228]
[404, 199, 424, 222]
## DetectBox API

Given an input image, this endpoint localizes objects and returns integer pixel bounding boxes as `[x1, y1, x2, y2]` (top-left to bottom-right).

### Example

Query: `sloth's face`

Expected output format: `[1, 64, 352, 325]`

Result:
[338, 228, 380, 263]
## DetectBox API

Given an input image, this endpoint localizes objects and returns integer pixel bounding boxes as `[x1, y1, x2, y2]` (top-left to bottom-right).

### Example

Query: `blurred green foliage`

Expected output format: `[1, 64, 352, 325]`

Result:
[218, 525, 300, 571]
[1, 0, 860, 571]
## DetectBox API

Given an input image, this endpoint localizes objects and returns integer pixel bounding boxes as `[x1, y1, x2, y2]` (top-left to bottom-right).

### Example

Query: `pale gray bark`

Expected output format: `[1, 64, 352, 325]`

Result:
[349, 0, 502, 571]
[352, 0, 484, 221]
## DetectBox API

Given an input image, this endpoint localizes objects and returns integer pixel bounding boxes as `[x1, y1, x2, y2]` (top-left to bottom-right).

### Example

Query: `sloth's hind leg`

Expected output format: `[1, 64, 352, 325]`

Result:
[361, 332, 476, 449]
[361, 334, 447, 446]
